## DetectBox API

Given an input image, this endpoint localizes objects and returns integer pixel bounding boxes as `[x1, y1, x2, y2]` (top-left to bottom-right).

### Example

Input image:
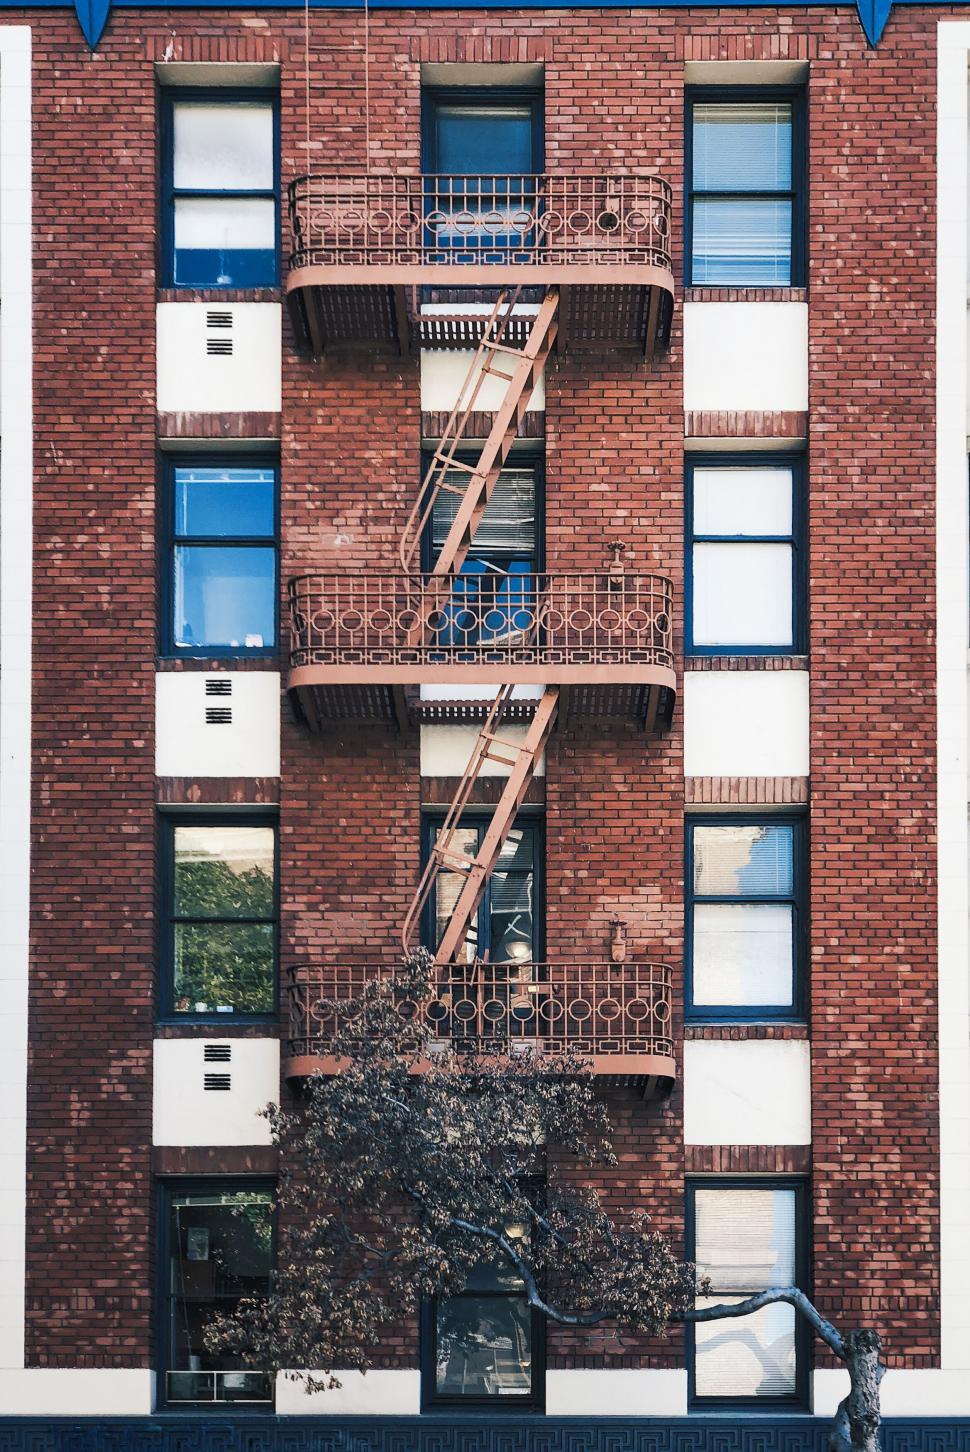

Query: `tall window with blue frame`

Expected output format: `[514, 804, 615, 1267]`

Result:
[686, 816, 805, 1021]
[686, 456, 804, 655]
[422, 86, 543, 258]
[687, 1180, 809, 1407]
[161, 89, 280, 288]
[686, 88, 805, 286]
[160, 1180, 275, 1408]
[424, 448, 542, 650]
[163, 458, 278, 656]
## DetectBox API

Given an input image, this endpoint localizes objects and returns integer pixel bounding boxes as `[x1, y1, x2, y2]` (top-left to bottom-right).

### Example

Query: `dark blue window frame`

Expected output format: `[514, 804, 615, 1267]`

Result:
[685, 813, 807, 1023]
[159, 87, 281, 290]
[422, 86, 544, 175]
[420, 810, 545, 964]
[685, 86, 807, 288]
[156, 1176, 277, 1413]
[685, 452, 806, 658]
[685, 1177, 811, 1411]
[160, 453, 280, 660]
[158, 811, 280, 1027]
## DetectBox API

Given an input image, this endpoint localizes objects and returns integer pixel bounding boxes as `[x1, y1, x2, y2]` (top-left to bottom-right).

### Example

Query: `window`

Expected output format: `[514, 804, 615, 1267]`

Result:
[161, 90, 279, 288]
[686, 816, 805, 1020]
[425, 453, 542, 648]
[422, 88, 543, 256]
[422, 1211, 544, 1407]
[687, 89, 805, 286]
[687, 1181, 808, 1405]
[686, 457, 803, 654]
[160, 1181, 274, 1406]
[161, 816, 277, 1020]
[424, 814, 542, 967]
[163, 458, 278, 656]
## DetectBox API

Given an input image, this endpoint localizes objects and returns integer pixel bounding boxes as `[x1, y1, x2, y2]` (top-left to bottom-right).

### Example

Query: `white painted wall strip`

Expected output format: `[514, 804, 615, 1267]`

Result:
[936, 19, 970, 1379]
[0, 25, 32, 1376]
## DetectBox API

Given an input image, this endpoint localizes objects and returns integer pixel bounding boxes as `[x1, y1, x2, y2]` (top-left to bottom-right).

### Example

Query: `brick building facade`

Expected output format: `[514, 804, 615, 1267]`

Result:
[0, 0, 967, 1440]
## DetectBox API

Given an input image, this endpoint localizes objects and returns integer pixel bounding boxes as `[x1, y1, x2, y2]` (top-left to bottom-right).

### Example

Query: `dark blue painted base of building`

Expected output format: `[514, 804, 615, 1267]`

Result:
[3, 1417, 970, 1452]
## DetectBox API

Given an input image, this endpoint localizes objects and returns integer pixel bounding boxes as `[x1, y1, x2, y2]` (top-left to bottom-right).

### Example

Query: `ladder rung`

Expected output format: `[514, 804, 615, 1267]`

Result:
[480, 366, 517, 382]
[484, 340, 529, 359]
[434, 456, 478, 474]
[434, 479, 470, 496]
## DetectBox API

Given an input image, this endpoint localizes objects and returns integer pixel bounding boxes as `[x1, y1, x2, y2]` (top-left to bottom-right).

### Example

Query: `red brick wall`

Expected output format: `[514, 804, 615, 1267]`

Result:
[23, 2, 940, 1379]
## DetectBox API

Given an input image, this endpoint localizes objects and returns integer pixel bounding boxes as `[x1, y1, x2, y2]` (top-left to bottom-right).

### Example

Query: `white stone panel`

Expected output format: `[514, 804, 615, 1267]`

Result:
[936, 20, 970, 1374]
[420, 724, 545, 777]
[421, 346, 544, 413]
[683, 671, 809, 778]
[683, 1039, 811, 1145]
[275, 1369, 421, 1414]
[155, 671, 280, 778]
[815, 1366, 970, 1416]
[0, 1369, 154, 1415]
[546, 1369, 687, 1415]
[156, 302, 281, 414]
[152, 1039, 278, 1146]
[0, 26, 32, 1376]
[683, 303, 808, 413]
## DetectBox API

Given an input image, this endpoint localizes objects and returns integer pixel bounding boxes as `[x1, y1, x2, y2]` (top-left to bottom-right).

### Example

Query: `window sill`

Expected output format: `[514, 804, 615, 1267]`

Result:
[684, 654, 808, 671]
[155, 1017, 281, 1037]
[157, 286, 283, 303]
[156, 653, 282, 672]
[684, 1021, 809, 1040]
[683, 286, 807, 303]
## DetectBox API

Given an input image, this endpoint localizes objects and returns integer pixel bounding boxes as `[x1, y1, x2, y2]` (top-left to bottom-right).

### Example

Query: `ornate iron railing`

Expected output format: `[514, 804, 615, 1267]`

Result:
[286, 961, 674, 1063]
[288, 571, 674, 670]
[288, 173, 673, 271]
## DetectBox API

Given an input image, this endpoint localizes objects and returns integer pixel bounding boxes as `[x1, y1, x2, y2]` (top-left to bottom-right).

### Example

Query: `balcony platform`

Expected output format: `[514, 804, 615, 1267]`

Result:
[285, 961, 676, 1099]
[285, 173, 675, 357]
[286, 570, 676, 732]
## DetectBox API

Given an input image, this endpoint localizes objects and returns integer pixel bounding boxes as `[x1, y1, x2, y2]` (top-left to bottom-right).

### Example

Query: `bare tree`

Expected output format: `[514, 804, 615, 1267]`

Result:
[206, 956, 884, 1450]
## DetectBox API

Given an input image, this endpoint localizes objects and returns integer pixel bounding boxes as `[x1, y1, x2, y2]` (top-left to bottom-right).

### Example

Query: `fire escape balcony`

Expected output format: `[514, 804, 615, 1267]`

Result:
[284, 960, 675, 1096]
[287, 569, 676, 732]
[286, 172, 674, 356]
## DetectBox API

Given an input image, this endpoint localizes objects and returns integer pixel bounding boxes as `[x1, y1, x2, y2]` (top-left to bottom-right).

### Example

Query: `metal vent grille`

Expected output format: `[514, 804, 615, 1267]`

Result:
[203, 1043, 232, 1063]
[203, 1073, 232, 1091]
[205, 706, 232, 725]
[206, 311, 233, 329]
[205, 678, 233, 697]
[206, 338, 233, 356]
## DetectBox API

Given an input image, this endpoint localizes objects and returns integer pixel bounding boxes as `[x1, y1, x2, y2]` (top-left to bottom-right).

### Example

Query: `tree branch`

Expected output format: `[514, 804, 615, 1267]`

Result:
[682, 1286, 845, 1359]
[448, 1215, 620, 1327]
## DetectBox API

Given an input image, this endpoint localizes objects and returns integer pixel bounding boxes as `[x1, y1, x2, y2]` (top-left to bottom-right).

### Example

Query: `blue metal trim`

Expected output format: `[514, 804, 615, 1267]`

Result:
[3, 1415, 970, 1450]
[0, 0, 957, 56]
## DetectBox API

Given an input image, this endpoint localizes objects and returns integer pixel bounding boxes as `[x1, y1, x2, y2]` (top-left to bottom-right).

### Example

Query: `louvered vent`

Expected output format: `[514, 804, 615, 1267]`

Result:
[205, 706, 232, 725]
[205, 678, 233, 697]
[206, 338, 233, 356]
[203, 1073, 232, 1091]
[203, 1043, 232, 1063]
[206, 311, 233, 329]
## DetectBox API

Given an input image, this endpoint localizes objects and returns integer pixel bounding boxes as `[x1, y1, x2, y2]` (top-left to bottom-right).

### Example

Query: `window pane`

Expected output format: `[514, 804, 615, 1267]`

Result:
[435, 827, 480, 963]
[693, 824, 794, 897]
[695, 1187, 797, 1290]
[167, 1191, 273, 1402]
[174, 467, 275, 539]
[174, 921, 275, 1013]
[692, 198, 792, 285]
[693, 903, 793, 1007]
[693, 467, 793, 537]
[174, 825, 275, 918]
[435, 1296, 532, 1396]
[173, 198, 276, 287]
[173, 544, 276, 650]
[489, 870, 534, 963]
[173, 102, 274, 190]
[432, 467, 537, 559]
[692, 541, 793, 647]
[694, 1296, 796, 1398]
[464, 1221, 531, 1291]
[435, 106, 534, 174]
[692, 103, 792, 191]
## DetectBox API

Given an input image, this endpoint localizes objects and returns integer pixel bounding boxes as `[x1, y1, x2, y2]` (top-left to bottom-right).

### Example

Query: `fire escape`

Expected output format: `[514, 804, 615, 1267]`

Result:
[283, 170, 678, 1095]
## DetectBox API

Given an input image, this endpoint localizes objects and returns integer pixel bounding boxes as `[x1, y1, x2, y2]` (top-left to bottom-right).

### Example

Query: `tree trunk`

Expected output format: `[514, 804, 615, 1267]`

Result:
[829, 1329, 884, 1452]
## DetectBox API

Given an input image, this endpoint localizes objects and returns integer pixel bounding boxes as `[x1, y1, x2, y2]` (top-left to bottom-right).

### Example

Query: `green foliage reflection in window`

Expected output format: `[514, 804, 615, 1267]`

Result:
[172, 824, 276, 1015]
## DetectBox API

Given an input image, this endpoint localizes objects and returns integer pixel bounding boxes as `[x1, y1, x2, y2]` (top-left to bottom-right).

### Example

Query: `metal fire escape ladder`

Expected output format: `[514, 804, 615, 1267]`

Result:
[399, 284, 560, 579]
[402, 683, 560, 965]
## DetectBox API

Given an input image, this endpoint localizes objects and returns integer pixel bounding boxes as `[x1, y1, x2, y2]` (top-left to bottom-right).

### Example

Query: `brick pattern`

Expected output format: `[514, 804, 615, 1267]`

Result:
[152, 1147, 280, 1175]
[684, 409, 808, 440]
[685, 1145, 812, 1175]
[421, 409, 545, 440]
[684, 287, 808, 304]
[685, 654, 809, 670]
[22, 3, 941, 1382]
[684, 1023, 810, 1041]
[156, 777, 281, 806]
[421, 776, 546, 807]
[685, 776, 809, 806]
[157, 411, 281, 439]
